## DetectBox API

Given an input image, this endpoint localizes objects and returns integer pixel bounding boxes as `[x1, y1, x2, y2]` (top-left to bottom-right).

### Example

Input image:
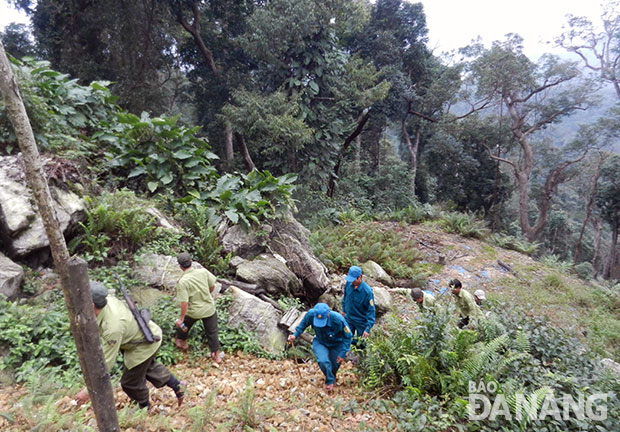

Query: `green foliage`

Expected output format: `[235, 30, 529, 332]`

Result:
[489, 233, 539, 255]
[175, 203, 231, 275]
[0, 293, 81, 384]
[185, 169, 298, 231]
[227, 378, 273, 429]
[105, 112, 218, 196]
[540, 254, 573, 273]
[310, 220, 430, 279]
[1, 56, 116, 156]
[68, 190, 162, 263]
[359, 302, 620, 431]
[438, 211, 490, 239]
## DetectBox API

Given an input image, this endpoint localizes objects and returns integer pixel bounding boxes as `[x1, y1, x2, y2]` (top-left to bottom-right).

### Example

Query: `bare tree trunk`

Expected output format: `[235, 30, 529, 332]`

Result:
[224, 122, 234, 167]
[234, 132, 255, 171]
[327, 111, 370, 198]
[604, 217, 619, 279]
[176, 2, 218, 75]
[354, 132, 361, 174]
[592, 216, 603, 279]
[0, 42, 119, 431]
[574, 155, 604, 264]
[401, 120, 420, 197]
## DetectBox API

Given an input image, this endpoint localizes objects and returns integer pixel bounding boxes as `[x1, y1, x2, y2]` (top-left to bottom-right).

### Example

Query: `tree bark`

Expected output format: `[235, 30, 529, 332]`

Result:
[224, 122, 234, 167]
[327, 111, 370, 198]
[604, 215, 619, 279]
[574, 155, 604, 264]
[0, 42, 119, 431]
[401, 119, 420, 197]
[592, 216, 603, 279]
[234, 132, 256, 171]
[176, 1, 218, 74]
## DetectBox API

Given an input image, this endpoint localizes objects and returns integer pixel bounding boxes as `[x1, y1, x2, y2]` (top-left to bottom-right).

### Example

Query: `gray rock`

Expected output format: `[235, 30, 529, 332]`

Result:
[133, 252, 205, 291]
[145, 207, 180, 232]
[226, 286, 287, 354]
[362, 260, 394, 287]
[600, 358, 620, 377]
[236, 254, 302, 297]
[0, 155, 85, 257]
[219, 223, 270, 258]
[0, 253, 23, 299]
[270, 232, 329, 302]
[372, 286, 393, 317]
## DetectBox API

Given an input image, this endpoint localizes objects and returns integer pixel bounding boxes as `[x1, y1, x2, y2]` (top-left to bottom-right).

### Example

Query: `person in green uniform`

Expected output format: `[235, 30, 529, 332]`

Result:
[449, 278, 483, 328]
[75, 281, 184, 409]
[174, 252, 223, 363]
[410, 288, 435, 311]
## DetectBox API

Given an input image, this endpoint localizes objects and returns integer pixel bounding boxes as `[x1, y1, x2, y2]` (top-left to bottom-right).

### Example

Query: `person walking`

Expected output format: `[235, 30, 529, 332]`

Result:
[174, 252, 223, 363]
[75, 281, 184, 410]
[411, 288, 436, 311]
[341, 265, 375, 341]
[287, 303, 352, 392]
[449, 278, 483, 328]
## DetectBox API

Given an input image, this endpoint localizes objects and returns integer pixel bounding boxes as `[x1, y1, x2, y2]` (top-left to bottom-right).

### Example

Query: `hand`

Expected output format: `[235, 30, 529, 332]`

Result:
[75, 389, 89, 405]
[287, 334, 296, 343]
[175, 319, 184, 328]
[336, 356, 344, 364]
[362, 331, 370, 338]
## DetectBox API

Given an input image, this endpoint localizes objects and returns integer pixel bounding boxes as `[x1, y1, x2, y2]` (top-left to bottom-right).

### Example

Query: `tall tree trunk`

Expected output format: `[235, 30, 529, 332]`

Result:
[327, 111, 370, 198]
[176, 2, 218, 75]
[234, 132, 255, 171]
[224, 122, 234, 168]
[354, 132, 361, 175]
[574, 155, 604, 264]
[0, 42, 119, 431]
[401, 120, 420, 197]
[592, 216, 603, 279]
[604, 216, 619, 279]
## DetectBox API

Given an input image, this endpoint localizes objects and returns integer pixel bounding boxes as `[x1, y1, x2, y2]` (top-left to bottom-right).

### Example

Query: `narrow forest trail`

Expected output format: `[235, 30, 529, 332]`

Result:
[0, 351, 396, 431]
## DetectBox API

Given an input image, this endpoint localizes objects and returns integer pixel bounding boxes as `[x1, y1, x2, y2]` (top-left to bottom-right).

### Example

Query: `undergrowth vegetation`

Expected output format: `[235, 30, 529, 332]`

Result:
[359, 303, 620, 431]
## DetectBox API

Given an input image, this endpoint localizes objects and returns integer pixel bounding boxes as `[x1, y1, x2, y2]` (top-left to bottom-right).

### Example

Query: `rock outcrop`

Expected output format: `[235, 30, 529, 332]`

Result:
[0, 253, 23, 299]
[0, 155, 84, 259]
[235, 254, 302, 297]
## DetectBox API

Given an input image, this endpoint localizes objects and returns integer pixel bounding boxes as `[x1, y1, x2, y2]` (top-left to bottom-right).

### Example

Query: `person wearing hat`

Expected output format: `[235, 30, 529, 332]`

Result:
[75, 281, 184, 410]
[341, 265, 375, 341]
[473, 289, 486, 306]
[410, 288, 436, 311]
[174, 252, 223, 363]
[287, 303, 352, 392]
[449, 278, 483, 328]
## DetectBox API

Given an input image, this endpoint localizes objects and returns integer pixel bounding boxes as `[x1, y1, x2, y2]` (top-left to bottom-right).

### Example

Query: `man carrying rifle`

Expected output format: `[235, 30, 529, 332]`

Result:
[75, 281, 184, 410]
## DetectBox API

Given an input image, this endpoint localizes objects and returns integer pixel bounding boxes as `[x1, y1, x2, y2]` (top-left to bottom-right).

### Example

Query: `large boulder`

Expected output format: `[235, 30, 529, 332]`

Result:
[133, 252, 205, 291]
[0, 253, 23, 299]
[0, 155, 84, 258]
[225, 286, 287, 354]
[235, 254, 302, 297]
[372, 286, 393, 317]
[362, 260, 394, 287]
[270, 218, 329, 302]
[219, 224, 270, 259]
[600, 358, 620, 378]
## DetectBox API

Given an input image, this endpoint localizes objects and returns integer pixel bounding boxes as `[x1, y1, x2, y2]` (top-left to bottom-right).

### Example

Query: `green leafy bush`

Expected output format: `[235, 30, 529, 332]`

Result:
[69, 190, 162, 263]
[489, 233, 539, 255]
[1, 56, 116, 156]
[104, 112, 218, 195]
[438, 211, 490, 239]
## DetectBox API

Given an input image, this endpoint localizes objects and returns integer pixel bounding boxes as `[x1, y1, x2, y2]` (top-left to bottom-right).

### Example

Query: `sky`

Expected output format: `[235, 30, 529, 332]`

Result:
[0, 0, 609, 61]
[417, 0, 607, 60]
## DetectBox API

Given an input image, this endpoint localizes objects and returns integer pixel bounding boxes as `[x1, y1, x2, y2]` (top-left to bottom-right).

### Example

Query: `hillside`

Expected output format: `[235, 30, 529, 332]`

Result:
[0, 220, 618, 431]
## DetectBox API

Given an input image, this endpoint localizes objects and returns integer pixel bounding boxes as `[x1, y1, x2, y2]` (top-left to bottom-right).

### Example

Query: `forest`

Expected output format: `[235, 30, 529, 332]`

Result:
[0, 0, 619, 431]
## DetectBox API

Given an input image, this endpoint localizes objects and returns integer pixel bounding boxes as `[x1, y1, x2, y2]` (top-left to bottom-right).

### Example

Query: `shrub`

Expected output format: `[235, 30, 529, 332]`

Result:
[438, 211, 490, 239]
[489, 233, 539, 255]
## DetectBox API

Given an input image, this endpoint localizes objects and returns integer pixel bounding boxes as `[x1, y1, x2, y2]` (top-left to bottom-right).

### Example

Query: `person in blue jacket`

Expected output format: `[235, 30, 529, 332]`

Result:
[287, 303, 352, 392]
[341, 265, 375, 341]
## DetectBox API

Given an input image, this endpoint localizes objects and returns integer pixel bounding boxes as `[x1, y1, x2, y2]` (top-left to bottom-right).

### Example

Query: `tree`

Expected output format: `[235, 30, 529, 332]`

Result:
[12, 0, 180, 114]
[557, 0, 620, 99]
[596, 154, 620, 279]
[466, 35, 598, 242]
[0, 23, 38, 59]
[0, 41, 119, 432]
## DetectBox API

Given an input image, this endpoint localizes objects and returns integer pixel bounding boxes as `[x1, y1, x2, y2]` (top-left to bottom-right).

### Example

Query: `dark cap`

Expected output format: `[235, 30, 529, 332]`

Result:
[177, 252, 193, 268]
[90, 280, 108, 308]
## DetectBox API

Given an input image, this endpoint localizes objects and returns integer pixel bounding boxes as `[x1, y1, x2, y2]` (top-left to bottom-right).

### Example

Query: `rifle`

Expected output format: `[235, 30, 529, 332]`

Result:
[114, 274, 159, 343]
